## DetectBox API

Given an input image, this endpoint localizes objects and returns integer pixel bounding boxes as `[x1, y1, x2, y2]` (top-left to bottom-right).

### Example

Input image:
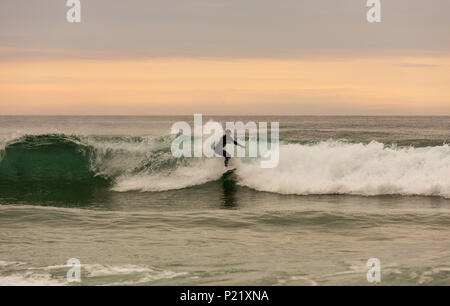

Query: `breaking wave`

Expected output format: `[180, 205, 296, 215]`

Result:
[236, 141, 450, 198]
[0, 134, 449, 198]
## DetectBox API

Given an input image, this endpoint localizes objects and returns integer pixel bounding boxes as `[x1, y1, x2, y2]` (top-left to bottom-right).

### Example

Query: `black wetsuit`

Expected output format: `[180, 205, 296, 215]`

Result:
[215, 134, 239, 167]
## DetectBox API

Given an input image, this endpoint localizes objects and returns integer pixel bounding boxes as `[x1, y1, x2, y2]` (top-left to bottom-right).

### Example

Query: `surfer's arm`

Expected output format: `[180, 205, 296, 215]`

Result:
[227, 135, 245, 148]
[233, 139, 246, 148]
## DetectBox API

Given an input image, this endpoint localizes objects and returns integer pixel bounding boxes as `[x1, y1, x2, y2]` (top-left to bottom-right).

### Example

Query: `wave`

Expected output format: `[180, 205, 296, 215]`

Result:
[0, 134, 224, 195]
[0, 134, 102, 183]
[0, 260, 187, 286]
[236, 141, 450, 198]
[0, 134, 449, 198]
[111, 158, 224, 192]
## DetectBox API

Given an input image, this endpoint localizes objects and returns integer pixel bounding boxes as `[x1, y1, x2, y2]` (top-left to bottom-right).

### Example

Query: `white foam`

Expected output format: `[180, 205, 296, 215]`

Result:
[83, 264, 187, 285]
[0, 262, 187, 286]
[0, 261, 26, 268]
[84, 264, 153, 277]
[112, 158, 224, 192]
[236, 141, 450, 198]
[85, 135, 171, 179]
[105, 270, 188, 286]
[0, 272, 64, 286]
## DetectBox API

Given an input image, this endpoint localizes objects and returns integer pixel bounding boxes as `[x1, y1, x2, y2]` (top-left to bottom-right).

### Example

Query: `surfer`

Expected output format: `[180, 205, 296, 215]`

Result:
[215, 129, 246, 167]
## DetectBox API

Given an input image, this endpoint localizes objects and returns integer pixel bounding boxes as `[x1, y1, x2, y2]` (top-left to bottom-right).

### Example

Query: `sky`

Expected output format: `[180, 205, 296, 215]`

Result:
[0, 0, 449, 115]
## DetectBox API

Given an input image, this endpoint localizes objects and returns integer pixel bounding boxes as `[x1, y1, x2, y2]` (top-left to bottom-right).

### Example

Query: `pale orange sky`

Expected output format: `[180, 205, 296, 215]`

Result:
[1, 55, 449, 115]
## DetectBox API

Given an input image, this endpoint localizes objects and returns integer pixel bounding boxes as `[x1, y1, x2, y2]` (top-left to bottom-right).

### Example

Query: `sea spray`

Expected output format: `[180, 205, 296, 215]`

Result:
[0, 134, 449, 198]
[236, 141, 450, 198]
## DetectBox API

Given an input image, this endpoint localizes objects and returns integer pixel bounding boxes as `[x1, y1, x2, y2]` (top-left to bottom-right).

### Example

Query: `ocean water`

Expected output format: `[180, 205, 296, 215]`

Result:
[0, 116, 449, 286]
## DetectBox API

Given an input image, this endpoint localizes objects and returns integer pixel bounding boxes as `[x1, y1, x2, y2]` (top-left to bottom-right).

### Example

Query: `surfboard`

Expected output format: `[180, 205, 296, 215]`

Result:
[223, 167, 236, 175]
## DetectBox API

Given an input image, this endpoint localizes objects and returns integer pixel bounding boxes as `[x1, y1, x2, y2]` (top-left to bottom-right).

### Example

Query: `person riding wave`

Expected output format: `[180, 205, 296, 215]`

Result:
[214, 129, 246, 167]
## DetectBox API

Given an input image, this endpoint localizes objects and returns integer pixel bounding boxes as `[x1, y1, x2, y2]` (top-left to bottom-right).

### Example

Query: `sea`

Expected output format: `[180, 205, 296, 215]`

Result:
[0, 116, 449, 286]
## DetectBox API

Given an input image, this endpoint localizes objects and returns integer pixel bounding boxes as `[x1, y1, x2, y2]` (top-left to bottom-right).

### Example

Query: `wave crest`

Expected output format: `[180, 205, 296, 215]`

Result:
[236, 141, 450, 198]
[0, 135, 449, 198]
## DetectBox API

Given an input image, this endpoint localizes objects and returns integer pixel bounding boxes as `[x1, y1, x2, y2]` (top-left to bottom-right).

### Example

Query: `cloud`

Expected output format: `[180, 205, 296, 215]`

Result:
[398, 63, 438, 68]
[1, 0, 450, 59]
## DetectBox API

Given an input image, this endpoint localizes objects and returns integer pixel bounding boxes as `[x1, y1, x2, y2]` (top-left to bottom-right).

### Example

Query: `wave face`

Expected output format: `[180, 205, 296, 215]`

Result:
[0, 135, 99, 183]
[0, 134, 112, 204]
[0, 135, 449, 199]
[236, 141, 450, 198]
[0, 134, 224, 196]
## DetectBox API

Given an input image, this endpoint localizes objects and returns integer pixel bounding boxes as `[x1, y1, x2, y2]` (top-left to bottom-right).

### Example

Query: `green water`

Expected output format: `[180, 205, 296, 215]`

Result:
[0, 116, 449, 285]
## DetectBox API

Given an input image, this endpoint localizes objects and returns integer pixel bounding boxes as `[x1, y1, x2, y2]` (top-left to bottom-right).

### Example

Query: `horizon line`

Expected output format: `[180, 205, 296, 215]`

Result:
[1, 114, 449, 117]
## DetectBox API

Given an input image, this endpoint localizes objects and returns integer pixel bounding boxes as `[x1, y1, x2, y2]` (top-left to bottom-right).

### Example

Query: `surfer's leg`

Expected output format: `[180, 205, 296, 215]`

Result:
[223, 150, 230, 167]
